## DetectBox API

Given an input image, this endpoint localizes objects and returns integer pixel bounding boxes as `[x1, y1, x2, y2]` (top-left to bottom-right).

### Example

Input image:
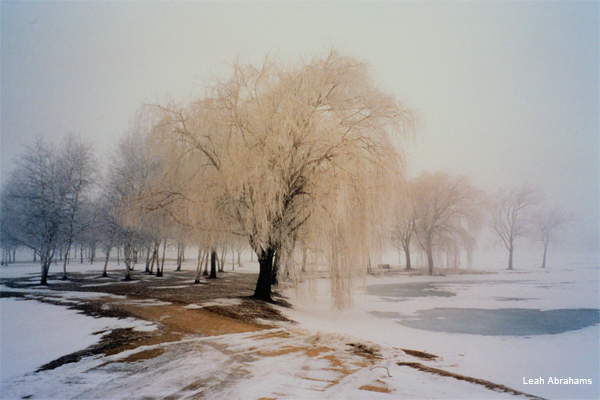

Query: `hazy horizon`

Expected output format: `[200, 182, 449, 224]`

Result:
[2, 1, 598, 251]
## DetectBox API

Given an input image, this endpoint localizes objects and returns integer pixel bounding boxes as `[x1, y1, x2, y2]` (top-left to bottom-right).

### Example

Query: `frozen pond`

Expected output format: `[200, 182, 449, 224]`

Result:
[371, 307, 600, 335]
[366, 268, 600, 336]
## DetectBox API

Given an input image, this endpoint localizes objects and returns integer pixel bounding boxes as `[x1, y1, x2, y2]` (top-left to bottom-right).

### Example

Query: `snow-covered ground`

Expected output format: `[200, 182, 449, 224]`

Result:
[284, 251, 600, 400]
[0, 249, 598, 399]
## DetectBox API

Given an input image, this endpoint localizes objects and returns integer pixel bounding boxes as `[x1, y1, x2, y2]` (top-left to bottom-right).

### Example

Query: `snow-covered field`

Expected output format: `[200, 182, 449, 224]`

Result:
[284, 251, 600, 400]
[0, 250, 598, 399]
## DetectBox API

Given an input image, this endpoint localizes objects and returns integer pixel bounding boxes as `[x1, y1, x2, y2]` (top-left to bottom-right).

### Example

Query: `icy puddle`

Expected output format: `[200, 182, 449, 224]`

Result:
[372, 308, 600, 335]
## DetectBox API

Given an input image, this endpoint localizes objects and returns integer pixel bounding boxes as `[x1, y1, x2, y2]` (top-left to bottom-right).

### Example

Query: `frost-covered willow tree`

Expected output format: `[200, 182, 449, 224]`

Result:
[412, 171, 483, 276]
[148, 51, 415, 305]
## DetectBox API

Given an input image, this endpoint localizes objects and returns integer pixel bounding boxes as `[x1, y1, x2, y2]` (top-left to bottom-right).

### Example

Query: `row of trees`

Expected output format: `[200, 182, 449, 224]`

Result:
[391, 173, 569, 274]
[1, 51, 570, 306]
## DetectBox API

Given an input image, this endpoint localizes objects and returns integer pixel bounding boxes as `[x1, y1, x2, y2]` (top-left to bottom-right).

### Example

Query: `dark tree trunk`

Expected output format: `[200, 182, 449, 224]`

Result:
[157, 239, 166, 277]
[404, 247, 412, 270]
[102, 247, 111, 277]
[123, 263, 131, 281]
[203, 249, 209, 276]
[40, 249, 54, 285]
[41, 264, 49, 285]
[253, 249, 274, 302]
[209, 249, 218, 279]
[427, 245, 434, 276]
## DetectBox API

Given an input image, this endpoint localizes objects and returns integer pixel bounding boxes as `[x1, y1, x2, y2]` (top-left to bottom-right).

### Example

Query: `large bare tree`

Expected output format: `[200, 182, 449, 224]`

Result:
[490, 184, 542, 270]
[148, 51, 415, 305]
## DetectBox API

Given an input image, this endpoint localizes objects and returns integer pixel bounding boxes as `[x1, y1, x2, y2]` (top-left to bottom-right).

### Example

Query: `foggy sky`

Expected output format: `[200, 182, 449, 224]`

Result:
[1, 1, 598, 250]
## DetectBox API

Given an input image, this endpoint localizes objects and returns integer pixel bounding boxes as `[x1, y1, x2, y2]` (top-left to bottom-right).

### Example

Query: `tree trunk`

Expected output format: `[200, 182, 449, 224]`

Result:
[80, 246, 84, 263]
[176, 244, 182, 271]
[102, 247, 111, 277]
[253, 249, 274, 302]
[541, 243, 548, 269]
[123, 262, 131, 281]
[426, 245, 434, 276]
[41, 263, 50, 285]
[62, 243, 72, 280]
[209, 249, 218, 279]
[40, 248, 54, 285]
[157, 239, 166, 277]
[271, 251, 280, 285]
[195, 248, 206, 283]
[404, 246, 412, 270]
[507, 244, 514, 270]
[219, 247, 226, 272]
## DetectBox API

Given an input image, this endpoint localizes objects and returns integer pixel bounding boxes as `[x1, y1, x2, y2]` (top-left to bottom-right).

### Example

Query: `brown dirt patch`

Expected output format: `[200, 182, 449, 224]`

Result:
[359, 384, 391, 393]
[400, 348, 439, 360]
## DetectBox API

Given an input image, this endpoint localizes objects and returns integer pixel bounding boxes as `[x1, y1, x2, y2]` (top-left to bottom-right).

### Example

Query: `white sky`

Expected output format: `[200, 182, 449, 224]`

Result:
[1, 1, 598, 249]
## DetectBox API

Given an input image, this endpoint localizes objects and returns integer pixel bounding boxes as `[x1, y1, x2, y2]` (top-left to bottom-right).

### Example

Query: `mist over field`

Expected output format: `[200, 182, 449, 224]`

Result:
[1, 1, 598, 251]
[1, 2, 598, 399]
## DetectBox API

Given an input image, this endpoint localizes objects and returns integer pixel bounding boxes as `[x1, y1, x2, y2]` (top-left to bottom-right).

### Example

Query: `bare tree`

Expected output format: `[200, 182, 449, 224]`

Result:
[411, 171, 484, 276]
[1, 137, 96, 284]
[103, 129, 159, 281]
[532, 206, 570, 268]
[56, 134, 97, 279]
[391, 181, 416, 270]
[148, 51, 415, 306]
[490, 184, 542, 270]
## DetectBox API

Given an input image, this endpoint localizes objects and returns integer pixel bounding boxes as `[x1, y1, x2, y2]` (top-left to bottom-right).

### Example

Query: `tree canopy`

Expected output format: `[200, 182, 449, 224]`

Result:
[145, 51, 416, 306]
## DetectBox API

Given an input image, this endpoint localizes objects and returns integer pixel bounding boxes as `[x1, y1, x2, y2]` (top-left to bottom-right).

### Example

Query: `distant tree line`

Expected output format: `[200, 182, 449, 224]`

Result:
[391, 174, 570, 274]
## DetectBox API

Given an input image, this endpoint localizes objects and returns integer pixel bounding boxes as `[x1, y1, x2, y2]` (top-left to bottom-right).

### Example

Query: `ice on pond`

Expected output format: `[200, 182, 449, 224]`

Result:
[371, 308, 600, 336]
